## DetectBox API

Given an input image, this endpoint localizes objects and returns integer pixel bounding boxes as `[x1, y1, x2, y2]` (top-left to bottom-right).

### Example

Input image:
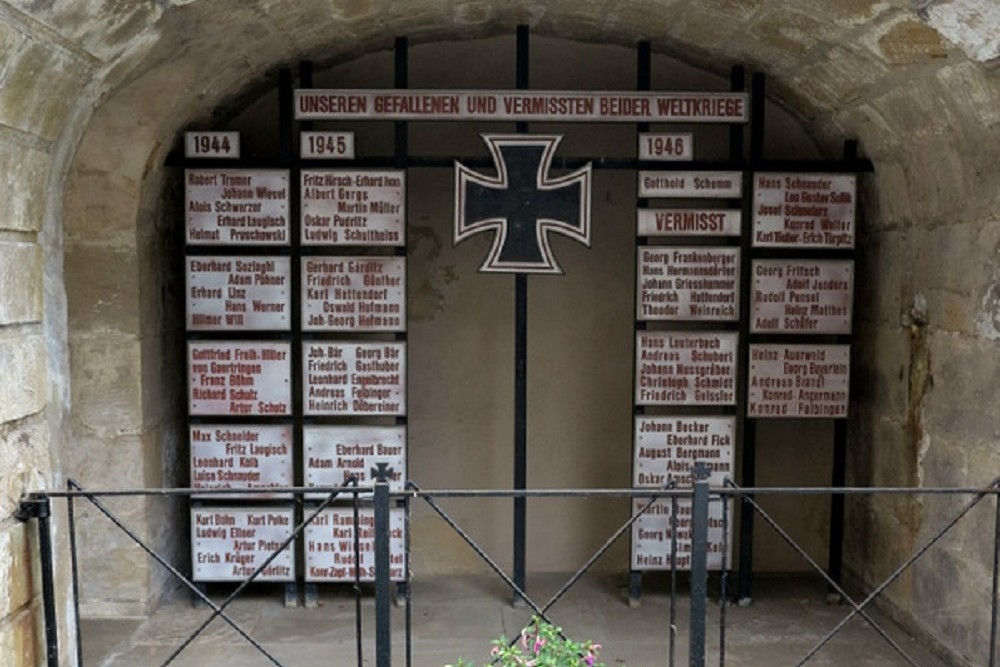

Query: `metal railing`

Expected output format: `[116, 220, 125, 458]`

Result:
[15, 470, 1000, 667]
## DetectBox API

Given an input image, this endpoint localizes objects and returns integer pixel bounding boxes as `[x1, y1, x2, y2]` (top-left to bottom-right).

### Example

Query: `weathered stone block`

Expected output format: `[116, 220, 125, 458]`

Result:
[0, 606, 38, 667]
[6, 0, 162, 62]
[0, 521, 33, 620]
[924, 334, 1000, 447]
[0, 417, 51, 518]
[0, 330, 46, 423]
[68, 333, 143, 438]
[0, 40, 90, 142]
[0, 242, 42, 326]
[875, 18, 950, 65]
[64, 244, 140, 335]
[0, 135, 52, 233]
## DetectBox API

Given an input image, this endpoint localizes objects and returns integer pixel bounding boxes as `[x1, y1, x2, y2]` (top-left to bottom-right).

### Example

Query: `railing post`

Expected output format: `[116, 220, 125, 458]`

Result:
[373, 463, 393, 667]
[991, 482, 1000, 667]
[690, 462, 711, 667]
[16, 496, 59, 667]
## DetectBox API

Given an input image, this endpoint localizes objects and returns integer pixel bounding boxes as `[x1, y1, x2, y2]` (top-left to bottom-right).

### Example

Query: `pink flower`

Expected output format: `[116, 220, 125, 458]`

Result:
[533, 638, 547, 654]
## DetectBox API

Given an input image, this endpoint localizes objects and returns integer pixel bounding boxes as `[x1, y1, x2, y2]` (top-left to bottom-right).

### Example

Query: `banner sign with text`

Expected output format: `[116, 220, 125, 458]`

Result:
[748, 344, 850, 418]
[753, 173, 856, 248]
[304, 507, 406, 582]
[635, 331, 738, 406]
[192, 506, 295, 582]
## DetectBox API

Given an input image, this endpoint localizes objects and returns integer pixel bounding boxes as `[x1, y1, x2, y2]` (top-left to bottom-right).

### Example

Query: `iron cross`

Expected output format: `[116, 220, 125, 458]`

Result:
[454, 134, 592, 273]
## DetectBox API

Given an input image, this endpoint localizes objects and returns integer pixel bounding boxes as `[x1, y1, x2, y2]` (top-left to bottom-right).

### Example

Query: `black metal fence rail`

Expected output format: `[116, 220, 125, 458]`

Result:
[15, 471, 1000, 667]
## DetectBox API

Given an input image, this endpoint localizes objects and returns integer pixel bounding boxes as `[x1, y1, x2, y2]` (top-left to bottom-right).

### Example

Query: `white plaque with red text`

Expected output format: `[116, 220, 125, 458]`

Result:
[753, 173, 856, 248]
[635, 332, 737, 406]
[639, 171, 742, 198]
[302, 257, 406, 331]
[188, 341, 291, 416]
[751, 260, 853, 334]
[632, 415, 734, 571]
[190, 425, 293, 499]
[637, 247, 739, 321]
[185, 169, 289, 245]
[303, 342, 406, 416]
[637, 209, 741, 237]
[192, 506, 295, 582]
[631, 498, 730, 571]
[748, 344, 850, 418]
[304, 507, 406, 582]
[301, 170, 405, 246]
[186, 256, 291, 331]
[304, 425, 406, 498]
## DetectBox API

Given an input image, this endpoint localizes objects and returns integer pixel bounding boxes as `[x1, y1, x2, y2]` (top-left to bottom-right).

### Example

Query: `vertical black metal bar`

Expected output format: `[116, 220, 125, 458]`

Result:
[35, 498, 60, 667]
[512, 23, 530, 606]
[738, 72, 765, 605]
[280, 66, 301, 609]
[719, 495, 730, 667]
[353, 480, 363, 667]
[395, 37, 409, 170]
[828, 419, 848, 591]
[990, 487, 1000, 667]
[670, 493, 678, 667]
[628, 39, 652, 611]
[690, 464, 710, 667]
[374, 465, 392, 667]
[66, 485, 83, 667]
[404, 490, 413, 667]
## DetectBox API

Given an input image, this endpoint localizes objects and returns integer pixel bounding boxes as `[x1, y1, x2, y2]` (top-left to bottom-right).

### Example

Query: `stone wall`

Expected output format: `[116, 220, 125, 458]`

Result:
[0, 1, 998, 665]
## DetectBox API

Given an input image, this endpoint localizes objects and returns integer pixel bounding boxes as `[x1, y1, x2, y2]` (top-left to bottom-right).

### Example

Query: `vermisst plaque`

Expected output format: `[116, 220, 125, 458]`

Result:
[187, 256, 291, 331]
[753, 173, 856, 248]
[301, 170, 405, 245]
[303, 342, 406, 416]
[637, 209, 741, 238]
[637, 247, 739, 321]
[302, 257, 406, 331]
[748, 344, 850, 418]
[185, 169, 289, 245]
[191, 506, 295, 582]
[190, 425, 293, 499]
[635, 332, 738, 406]
[188, 341, 291, 416]
[751, 260, 853, 334]
[304, 425, 406, 498]
[304, 507, 406, 582]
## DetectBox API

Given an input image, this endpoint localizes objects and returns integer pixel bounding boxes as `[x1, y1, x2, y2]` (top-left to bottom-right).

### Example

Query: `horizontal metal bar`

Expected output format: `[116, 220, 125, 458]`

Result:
[21, 482, 998, 502]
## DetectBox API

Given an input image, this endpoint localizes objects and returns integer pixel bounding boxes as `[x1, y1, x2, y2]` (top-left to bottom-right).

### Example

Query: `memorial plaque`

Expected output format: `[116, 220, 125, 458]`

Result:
[185, 131, 240, 159]
[190, 425, 293, 499]
[631, 498, 730, 571]
[748, 344, 850, 418]
[638, 171, 742, 198]
[637, 247, 739, 321]
[187, 256, 291, 331]
[638, 133, 693, 161]
[185, 169, 289, 245]
[633, 416, 735, 488]
[191, 506, 295, 582]
[301, 170, 405, 245]
[635, 332, 737, 406]
[632, 415, 734, 571]
[188, 341, 291, 416]
[753, 173, 856, 248]
[751, 260, 853, 334]
[637, 209, 741, 237]
[304, 425, 406, 498]
[302, 257, 406, 331]
[300, 131, 356, 160]
[305, 507, 406, 582]
[303, 342, 406, 416]
[296, 89, 748, 123]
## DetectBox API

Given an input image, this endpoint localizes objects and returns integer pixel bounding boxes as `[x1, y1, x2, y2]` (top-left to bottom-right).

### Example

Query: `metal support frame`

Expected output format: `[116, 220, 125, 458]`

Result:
[689, 464, 711, 667]
[374, 463, 393, 667]
[16, 497, 59, 667]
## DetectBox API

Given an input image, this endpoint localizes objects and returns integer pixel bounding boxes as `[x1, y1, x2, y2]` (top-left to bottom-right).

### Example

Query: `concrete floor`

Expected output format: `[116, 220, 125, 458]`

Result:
[80, 574, 949, 667]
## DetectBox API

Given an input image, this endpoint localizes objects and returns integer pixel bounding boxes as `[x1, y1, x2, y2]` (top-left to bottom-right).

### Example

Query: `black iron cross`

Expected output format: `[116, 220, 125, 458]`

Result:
[455, 135, 592, 273]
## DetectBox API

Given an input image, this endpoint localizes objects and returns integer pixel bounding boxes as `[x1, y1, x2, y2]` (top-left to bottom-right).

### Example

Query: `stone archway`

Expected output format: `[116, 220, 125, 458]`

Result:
[32, 3, 1000, 665]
